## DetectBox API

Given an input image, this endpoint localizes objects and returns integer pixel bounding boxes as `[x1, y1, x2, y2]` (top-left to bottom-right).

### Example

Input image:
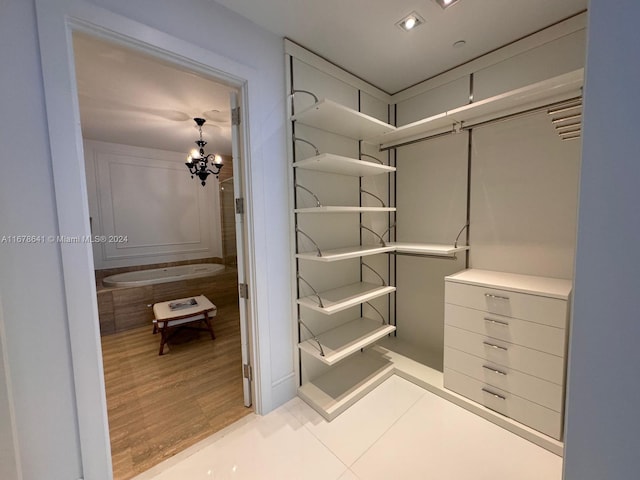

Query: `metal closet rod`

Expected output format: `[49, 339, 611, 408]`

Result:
[379, 95, 583, 151]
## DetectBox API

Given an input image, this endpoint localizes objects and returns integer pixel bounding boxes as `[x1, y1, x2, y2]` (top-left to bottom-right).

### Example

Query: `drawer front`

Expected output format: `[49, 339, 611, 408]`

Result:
[444, 368, 562, 440]
[445, 281, 568, 328]
[444, 325, 564, 384]
[444, 347, 564, 412]
[445, 303, 566, 356]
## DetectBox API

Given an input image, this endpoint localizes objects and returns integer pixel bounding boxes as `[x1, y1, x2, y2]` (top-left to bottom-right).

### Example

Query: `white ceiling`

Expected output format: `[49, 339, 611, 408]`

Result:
[73, 33, 236, 155]
[214, 0, 587, 93]
[73, 1, 587, 153]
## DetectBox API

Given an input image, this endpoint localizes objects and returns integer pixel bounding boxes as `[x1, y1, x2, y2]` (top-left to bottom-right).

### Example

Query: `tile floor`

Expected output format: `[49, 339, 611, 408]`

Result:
[133, 375, 562, 480]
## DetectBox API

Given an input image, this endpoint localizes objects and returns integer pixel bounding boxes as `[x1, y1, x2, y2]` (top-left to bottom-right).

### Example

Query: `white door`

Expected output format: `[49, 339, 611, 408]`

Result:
[230, 91, 252, 407]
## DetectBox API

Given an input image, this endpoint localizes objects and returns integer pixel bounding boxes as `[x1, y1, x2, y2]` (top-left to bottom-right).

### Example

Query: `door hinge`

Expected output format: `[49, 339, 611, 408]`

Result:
[239, 282, 249, 299]
[235, 197, 244, 214]
[243, 363, 253, 380]
[232, 107, 241, 126]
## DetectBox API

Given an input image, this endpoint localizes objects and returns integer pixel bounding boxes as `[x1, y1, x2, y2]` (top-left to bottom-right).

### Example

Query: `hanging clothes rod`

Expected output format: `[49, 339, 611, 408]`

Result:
[379, 95, 583, 151]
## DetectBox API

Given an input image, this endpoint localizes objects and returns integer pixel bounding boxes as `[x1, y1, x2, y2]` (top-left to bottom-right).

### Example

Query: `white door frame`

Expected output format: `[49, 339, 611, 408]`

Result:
[35, 1, 264, 478]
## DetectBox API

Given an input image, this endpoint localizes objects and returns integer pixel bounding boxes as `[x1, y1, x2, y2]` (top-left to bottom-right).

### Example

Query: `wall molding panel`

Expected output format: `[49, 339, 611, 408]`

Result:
[85, 140, 222, 269]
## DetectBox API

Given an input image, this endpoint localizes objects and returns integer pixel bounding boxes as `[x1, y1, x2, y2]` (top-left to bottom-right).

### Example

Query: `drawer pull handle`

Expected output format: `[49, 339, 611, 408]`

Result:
[485, 293, 510, 301]
[483, 365, 507, 376]
[485, 317, 509, 326]
[483, 341, 508, 351]
[482, 388, 506, 400]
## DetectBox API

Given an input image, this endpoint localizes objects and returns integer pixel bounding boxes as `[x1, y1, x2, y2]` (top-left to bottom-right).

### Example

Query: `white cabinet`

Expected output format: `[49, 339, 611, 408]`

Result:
[444, 269, 571, 440]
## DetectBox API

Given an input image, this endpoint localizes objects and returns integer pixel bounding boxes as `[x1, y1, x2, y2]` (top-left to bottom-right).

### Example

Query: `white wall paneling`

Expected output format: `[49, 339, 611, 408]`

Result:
[85, 140, 222, 269]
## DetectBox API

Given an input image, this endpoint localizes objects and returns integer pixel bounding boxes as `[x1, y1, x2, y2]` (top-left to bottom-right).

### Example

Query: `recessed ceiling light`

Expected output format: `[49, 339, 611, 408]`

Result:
[396, 12, 425, 32]
[453, 40, 466, 48]
[435, 0, 461, 9]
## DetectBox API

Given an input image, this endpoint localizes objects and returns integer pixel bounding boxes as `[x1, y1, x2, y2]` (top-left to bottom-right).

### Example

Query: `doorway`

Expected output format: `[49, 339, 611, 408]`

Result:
[72, 32, 254, 479]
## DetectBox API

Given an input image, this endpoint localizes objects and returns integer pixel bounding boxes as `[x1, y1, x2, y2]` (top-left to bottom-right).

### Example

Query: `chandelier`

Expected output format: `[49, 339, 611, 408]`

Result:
[185, 117, 223, 186]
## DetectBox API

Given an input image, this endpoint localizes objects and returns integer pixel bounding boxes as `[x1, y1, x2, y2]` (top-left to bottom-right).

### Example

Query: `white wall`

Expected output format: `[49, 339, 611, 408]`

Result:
[1, 0, 290, 478]
[84, 140, 222, 269]
[563, 1, 640, 478]
[0, 297, 20, 480]
[395, 133, 469, 368]
[470, 112, 581, 279]
[0, 1, 84, 478]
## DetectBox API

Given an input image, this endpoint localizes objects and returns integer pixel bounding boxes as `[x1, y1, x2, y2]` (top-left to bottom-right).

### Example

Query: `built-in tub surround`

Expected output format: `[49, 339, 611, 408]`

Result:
[96, 259, 238, 335]
[103, 263, 225, 287]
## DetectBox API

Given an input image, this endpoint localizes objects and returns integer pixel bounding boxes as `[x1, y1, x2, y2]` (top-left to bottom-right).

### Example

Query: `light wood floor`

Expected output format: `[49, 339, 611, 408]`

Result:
[101, 303, 252, 480]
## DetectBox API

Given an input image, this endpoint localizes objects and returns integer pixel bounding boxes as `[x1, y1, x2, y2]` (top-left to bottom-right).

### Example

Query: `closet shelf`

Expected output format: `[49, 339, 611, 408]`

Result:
[299, 317, 396, 366]
[390, 243, 469, 256]
[297, 282, 396, 315]
[376, 69, 584, 149]
[292, 98, 395, 140]
[294, 206, 396, 214]
[296, 245, 395, 262]
[293, 153, 395, 176]
[296, 243, 467, 261]
[297, 351, 394, 421]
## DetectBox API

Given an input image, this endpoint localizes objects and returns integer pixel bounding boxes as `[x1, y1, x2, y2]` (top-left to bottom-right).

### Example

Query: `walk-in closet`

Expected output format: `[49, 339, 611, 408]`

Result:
[287, 13, 584, 455]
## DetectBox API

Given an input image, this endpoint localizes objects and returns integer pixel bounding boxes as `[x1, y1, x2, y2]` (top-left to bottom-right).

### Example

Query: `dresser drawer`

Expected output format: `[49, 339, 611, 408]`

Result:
[444, 325, 564, 384]
[444, 347, 564, 412]
[444, 368, 562, 439]
[445, 281, 567, 328]
[445, 303, 566, 356]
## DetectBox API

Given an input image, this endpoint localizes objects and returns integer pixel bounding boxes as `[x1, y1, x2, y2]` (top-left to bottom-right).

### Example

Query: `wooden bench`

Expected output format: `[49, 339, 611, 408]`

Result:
[152, 295, 216, 355]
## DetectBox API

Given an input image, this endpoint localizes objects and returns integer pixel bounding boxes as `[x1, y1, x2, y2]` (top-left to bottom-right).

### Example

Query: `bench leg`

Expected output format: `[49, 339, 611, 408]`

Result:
[158, 326, 168, 355]
[204, 312, 216, 340]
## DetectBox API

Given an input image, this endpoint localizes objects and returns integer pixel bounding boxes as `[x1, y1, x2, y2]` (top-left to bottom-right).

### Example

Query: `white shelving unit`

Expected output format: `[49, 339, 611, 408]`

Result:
[293, 153, 395, 177]
[298, 317, 396, 366]
[296, 245, 395, 262]
[288, 41, 582, 452]
[297, 351, 395, 421]
[291, 92, 400, 420]
[296, 243, 468, 262]
[376, 69, 583, 149]
[292, 98, 395, 140]
[297, 282, 396, 315]
[291, 69, 583, 150]
[294, 206, 396, 214]
[391, 243, 469, 256]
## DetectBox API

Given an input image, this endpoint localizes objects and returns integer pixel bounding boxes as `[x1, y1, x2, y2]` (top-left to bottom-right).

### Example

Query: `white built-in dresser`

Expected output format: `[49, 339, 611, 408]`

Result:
[444, 269, 572, 440]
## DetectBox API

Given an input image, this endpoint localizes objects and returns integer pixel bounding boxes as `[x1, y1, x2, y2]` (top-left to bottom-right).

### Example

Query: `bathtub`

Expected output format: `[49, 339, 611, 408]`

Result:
[102, 263, 226, 288]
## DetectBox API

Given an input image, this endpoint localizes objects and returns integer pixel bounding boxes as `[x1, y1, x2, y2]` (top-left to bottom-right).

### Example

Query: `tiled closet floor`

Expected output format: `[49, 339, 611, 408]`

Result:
[133, 375, 562, 480]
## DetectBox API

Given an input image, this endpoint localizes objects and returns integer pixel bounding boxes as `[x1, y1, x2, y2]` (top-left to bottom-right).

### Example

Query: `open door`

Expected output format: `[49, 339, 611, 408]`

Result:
[230, 91, 252, 407]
